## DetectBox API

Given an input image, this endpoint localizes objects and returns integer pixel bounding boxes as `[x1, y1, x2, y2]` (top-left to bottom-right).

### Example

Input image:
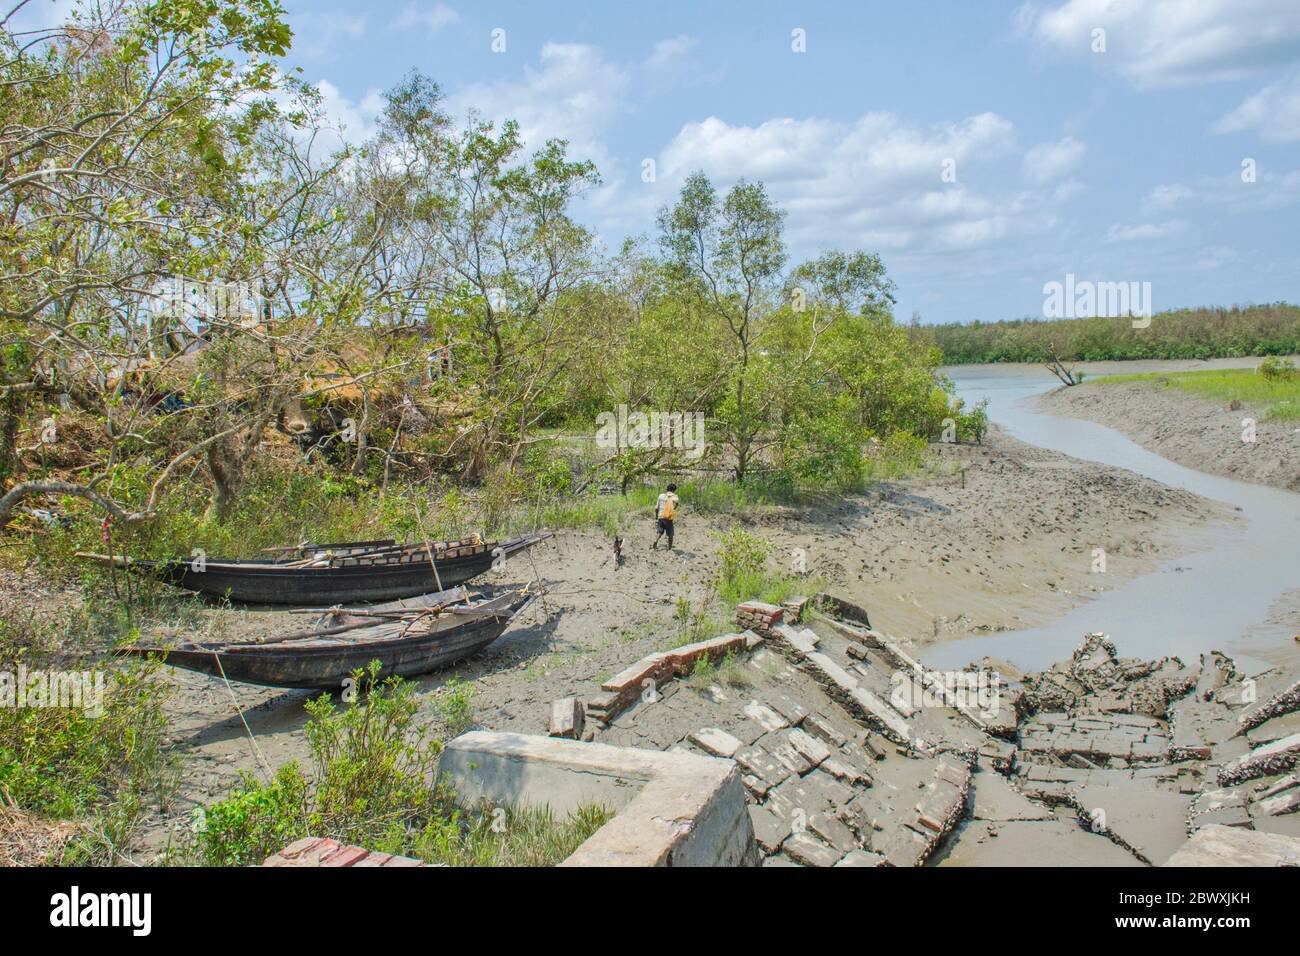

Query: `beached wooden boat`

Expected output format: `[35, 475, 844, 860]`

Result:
[78, 532, 552, 605]
[118, 585, 536, 688]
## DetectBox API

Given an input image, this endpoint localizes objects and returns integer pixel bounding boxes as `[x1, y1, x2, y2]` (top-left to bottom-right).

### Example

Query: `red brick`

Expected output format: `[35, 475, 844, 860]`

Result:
[320, 844, 369, 867]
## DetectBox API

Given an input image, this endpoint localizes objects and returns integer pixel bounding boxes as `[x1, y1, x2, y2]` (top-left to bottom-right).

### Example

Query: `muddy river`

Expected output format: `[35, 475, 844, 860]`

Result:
[922, 361, 1300, 674]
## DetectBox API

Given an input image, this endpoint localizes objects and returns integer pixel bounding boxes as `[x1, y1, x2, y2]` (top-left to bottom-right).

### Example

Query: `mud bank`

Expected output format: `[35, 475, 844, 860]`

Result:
[1039, 375, 1300, 493]
[115, 424, 1234, 859]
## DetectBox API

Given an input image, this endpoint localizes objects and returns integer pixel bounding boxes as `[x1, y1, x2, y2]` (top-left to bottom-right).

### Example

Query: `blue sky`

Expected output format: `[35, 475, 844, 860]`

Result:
[26, 0, 1300, 323]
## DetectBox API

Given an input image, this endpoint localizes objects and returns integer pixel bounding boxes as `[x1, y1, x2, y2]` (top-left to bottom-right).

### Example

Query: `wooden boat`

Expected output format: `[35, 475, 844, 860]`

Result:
[118, 585, 536, 688]
[78, 532, 552, 605]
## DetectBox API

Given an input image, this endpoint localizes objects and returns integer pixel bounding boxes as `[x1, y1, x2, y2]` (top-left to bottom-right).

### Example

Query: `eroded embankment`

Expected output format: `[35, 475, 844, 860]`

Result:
[1040, 379, 1300, 493]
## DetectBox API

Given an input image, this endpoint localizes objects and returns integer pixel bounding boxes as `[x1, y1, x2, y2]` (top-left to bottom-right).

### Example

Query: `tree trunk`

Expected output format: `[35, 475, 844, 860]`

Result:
[206, 441, 243, 521]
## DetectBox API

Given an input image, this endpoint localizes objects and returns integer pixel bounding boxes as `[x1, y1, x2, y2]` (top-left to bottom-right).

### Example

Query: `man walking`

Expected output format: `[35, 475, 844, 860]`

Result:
[652, 483, 679, 551]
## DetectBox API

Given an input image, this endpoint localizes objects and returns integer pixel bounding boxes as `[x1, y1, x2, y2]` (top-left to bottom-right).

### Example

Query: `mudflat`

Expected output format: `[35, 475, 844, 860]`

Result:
[1038, 366, 1300, 493]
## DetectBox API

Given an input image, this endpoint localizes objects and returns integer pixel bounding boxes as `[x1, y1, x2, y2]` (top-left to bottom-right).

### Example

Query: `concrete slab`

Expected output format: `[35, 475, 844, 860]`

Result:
[747, 804, 791, 854]
[440, 732, 760, 867]
[968, 771, 1056, 823]
[783, 832, 844, 867]
[688, 727, 742, 758]
[1164, 824, 1300, 866]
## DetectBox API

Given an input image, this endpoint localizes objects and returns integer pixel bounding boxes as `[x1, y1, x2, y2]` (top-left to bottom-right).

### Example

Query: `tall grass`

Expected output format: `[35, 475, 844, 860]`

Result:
[1093, 365, 1300, 420]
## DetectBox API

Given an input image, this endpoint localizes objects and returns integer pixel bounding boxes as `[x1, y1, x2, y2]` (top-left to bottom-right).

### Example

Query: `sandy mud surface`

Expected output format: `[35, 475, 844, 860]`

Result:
[1039, 373, 1300, 493]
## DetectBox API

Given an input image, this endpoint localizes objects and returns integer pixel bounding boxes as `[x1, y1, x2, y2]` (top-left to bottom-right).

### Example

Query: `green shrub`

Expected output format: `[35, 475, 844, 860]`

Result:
[192, 764, 310, 867]
[714, 526, 771, 604]
[190, 661, 443, 864]
[0, 655, 176, 864]
[191, 662, 607, 866]
[717, 651, 751, 689]
[687, 653, 718, 689]
[433, 676, 475, 738]
[1259, 356, 1297, 381]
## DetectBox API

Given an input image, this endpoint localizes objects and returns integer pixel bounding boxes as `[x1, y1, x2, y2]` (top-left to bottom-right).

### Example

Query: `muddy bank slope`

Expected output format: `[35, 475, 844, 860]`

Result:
[1039, 379, 1300, 492]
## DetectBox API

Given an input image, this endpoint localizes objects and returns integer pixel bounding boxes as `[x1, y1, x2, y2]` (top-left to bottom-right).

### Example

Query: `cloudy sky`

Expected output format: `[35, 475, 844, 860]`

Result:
[24, 0, 1300, 323]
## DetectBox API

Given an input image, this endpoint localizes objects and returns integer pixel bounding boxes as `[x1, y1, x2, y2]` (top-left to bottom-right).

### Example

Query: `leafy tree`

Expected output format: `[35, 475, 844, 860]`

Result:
[658, 172, 786, 483]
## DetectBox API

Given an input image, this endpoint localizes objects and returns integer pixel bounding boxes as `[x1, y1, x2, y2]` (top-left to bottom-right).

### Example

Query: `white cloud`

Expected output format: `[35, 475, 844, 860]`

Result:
[446, 42, 633, 223]
[293, 12, 368, 60]
[1143, 167, 1300, 213]
[1104, 220, 1186, 243]
[660, 112, 1014, 190]
[393, 3, 459, 33]
[647, 35, 698, 74]
[307, 80, 384, 157]
[1212, 69, 1300, 141]
[1016, 0, 1300, 88]
[649, 111, 1075, 253]
[1022, 136, 1086, 183]
[449, 42, 628, 168]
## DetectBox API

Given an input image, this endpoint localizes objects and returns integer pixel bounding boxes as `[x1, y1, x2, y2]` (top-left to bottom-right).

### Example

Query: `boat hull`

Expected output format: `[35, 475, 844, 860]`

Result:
[125, 591, 532, 689]
[116, 534, 549, 605]
[153, 550, 496, 605]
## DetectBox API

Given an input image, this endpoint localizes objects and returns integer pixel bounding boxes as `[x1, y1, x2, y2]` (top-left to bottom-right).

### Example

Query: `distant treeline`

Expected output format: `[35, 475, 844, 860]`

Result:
[929, 303, 1300, 364]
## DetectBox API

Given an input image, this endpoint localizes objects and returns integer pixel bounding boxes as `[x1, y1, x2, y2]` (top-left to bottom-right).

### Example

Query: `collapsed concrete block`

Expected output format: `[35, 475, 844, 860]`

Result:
[441, 732, 760, 867]
[787, 727, 832, 768]
[747, 804, 791, 854]
[1217, 731, 1300, 786]
[783, 831, 844, 867]
[743, 699, 790, 732]
[834, 849, 888, 867]
[1239, 677, 1300, 732]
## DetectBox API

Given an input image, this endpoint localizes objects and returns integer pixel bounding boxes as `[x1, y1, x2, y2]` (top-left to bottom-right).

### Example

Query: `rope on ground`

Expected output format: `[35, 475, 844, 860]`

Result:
[214, 655, 273, 783]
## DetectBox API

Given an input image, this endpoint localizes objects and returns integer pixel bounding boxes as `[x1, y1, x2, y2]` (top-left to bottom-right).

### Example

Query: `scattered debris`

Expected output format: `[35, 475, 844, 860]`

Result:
[555, 595, 1300, 867]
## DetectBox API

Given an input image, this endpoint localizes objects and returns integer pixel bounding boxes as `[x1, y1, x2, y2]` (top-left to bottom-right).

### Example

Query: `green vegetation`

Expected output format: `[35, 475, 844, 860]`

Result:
[404, 802, 612, 867]
[714, 526, 815, 606]
[1093, 363, 1300, 420]
[0, 657, 176, 864]
[716, 651, 752, 689]
[686, 649, 751, 691]
[929, 304, 1300, 364]
[2, 6, 969, 552]
[187, 663, 609, 866]
[432, 677, 476, 738]
[686, 653, 718, 690]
